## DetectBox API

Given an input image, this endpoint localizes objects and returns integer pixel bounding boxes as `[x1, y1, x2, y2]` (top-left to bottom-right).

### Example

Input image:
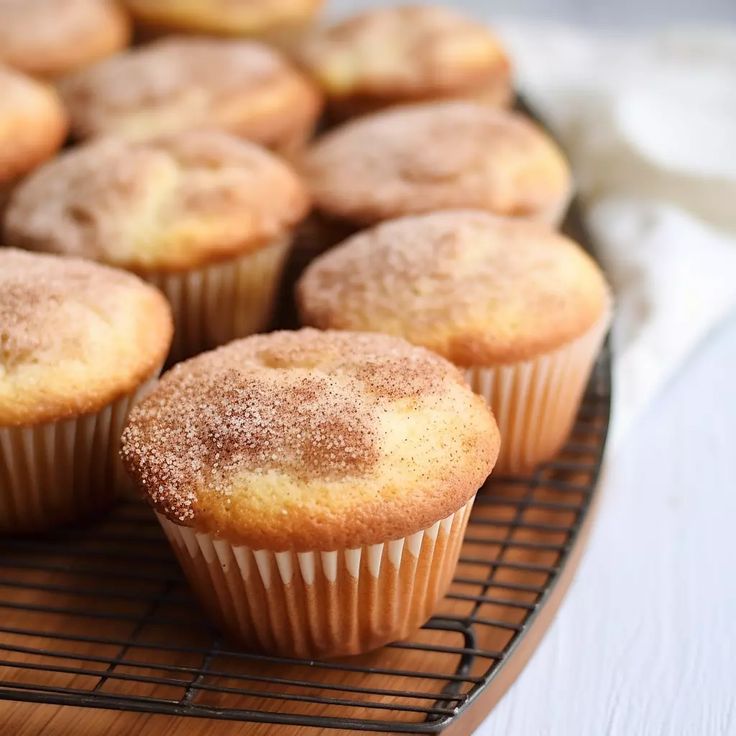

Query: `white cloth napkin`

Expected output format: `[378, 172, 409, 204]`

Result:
[495, 22, 736, 449]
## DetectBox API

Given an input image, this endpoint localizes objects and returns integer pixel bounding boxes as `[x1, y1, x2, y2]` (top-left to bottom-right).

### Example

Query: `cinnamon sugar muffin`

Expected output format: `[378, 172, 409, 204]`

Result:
[304, 101, 571, 228]
[124, 0, 323, 44]
[297, 5, 512, 120]
[4, 130, 309, 359]
[0, 0, 130, 79]
[58, 37, 322, 155]
[122, 329, 499, 657]
[298, 211, 611, 473]
[0, 249, 172, 533]
[294, 100, 572, 282]
[0, 65, 67, 195]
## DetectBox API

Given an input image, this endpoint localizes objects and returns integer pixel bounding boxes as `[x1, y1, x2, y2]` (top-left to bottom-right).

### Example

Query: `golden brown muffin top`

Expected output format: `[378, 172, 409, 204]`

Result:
[122, 328, 499, 550]
[58, 37, 322, 150]
[0, 0, 130, 79]
[298, 4, 510, 100]
[298, 211, 611, 365]
[125, 0, 324, 36]
[5, 130, 310, 272]
[0, 65, 68, 185]
[0, 249, 173, 426]
[302, 101, 572, 226]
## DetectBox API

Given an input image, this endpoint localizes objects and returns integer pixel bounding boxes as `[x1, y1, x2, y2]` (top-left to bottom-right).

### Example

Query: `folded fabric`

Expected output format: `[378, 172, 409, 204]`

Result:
[496, 22, 736, 448]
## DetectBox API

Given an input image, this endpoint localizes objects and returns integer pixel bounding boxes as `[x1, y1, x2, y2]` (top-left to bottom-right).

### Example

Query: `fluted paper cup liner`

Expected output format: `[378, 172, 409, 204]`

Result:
[157, 496, 475, 658]
[464, 315, 610, 474]
[0, 377, 158, 534]
[146, 237, 291, 361]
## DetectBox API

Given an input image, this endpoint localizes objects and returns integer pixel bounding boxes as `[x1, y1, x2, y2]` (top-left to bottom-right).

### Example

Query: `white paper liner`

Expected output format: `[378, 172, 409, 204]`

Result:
[146, 237, 291, 361]
[157, 496, 475, 658]
[464, 315, 610, 473]
[0, 377, 158, 534]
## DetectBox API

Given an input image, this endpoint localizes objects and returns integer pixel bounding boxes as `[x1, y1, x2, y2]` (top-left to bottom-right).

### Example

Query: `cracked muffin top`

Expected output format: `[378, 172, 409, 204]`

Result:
[4, 130, 310, 272]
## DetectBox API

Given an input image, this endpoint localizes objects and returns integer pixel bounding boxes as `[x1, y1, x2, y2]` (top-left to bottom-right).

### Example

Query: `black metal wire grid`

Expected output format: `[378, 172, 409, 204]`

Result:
[0, 337, 610, 734]
[0, 190, 611, 733]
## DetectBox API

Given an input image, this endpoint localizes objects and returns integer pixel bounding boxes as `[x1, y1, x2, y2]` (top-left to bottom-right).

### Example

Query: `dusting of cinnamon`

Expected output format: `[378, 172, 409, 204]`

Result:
[297, 210, 612, 365]
[302, 100, 571, 225]
[5, 130, 310, 271]
[58, 36, 321, 150]
[0, 249, 172, 426]
[121, 329, 496, 548]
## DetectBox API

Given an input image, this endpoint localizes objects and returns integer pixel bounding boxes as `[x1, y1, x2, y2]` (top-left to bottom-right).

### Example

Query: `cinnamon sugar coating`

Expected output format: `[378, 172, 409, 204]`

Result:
[302, 101, 571, 225]
[122, 329, 499, 550]
[58, 37, 322, 152]
[298, 211, 611, 365]
[297, 5, 511, 112]
[0, 0, 130, 78]
[0, 65, 67, 185]
[5, 130, 310, 271]
[0, 249, 173, 426]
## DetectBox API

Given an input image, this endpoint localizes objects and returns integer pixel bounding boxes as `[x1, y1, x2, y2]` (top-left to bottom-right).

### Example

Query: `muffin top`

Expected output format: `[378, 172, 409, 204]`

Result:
[4, 130, 310, 272]
[124, 0, 324, 36]
[302, 101, 571, 225]
[0, 65, 68, 185]
[58, 37, 322, 150]
[298, 211, 611, 365]
[298, 5, 510, 101]
[0, 249, 173, 426]
[0, 0, 130, 78]
[122, 329, 499, 550]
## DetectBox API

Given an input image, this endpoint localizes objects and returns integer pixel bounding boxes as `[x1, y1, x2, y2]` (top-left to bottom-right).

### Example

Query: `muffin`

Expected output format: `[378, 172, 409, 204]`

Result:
[304, 100, 571, 228]
[293, 100, 573, 289]
[0, 0, 130, 79]
[124, 0, 324, 45]
[58, 37, 322, 155]
[0, 249, 172, 533]
[297, 5, 512, 120]
[0, 65, 67, 200]
[298, 211, 611, 474]
[4, 130, 309, 360]
[121, 329, 499, 657]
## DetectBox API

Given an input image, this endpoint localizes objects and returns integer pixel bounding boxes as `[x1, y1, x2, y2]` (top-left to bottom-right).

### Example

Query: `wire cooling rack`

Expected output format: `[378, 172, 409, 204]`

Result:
[0, 197, 611, 732]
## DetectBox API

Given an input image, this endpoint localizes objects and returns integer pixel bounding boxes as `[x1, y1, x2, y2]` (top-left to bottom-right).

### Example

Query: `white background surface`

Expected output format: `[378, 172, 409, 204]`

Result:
[478, 312, 736, 735]
[338, 0, 736, 26]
